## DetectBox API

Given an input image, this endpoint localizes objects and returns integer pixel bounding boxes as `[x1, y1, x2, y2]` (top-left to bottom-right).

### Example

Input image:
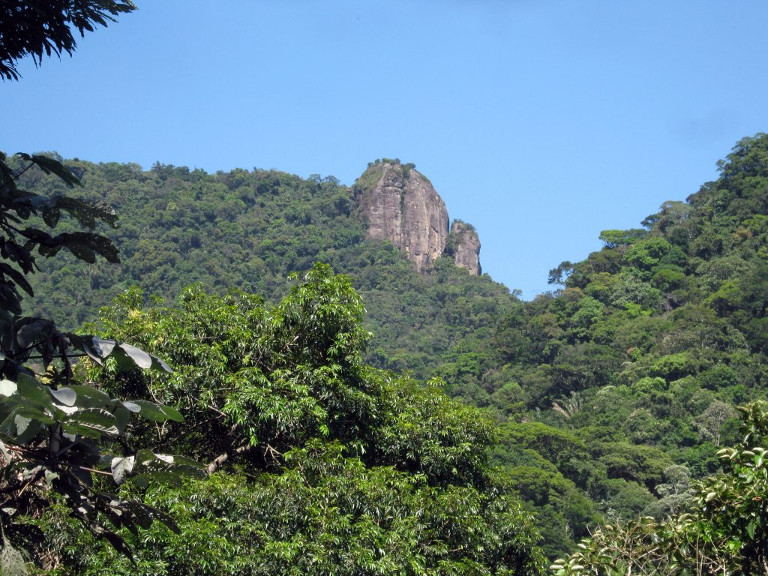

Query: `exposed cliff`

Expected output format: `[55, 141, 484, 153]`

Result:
[356, 161, 449, 272]
[447, 220, 481, 276]
[355, 160, 481, 275]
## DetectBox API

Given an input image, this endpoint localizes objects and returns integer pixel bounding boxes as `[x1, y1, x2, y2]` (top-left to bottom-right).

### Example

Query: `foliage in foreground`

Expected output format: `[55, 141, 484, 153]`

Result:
[0, 0, 136, 81]
[551, 402, 768, 575]
[0, 150, 203, 572]
[35, 265, 546, 574]
[16, 134, 768, 559]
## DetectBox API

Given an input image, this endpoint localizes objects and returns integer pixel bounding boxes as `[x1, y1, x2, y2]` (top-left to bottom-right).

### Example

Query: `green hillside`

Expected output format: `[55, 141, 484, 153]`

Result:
[479, 135, 768, 556]
[20, 157, 515, 385]
[5, 134, 768, 567]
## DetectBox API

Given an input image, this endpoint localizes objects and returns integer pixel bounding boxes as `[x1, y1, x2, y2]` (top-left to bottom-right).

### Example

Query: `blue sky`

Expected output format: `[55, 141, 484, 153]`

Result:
[3, 1, 768, 298]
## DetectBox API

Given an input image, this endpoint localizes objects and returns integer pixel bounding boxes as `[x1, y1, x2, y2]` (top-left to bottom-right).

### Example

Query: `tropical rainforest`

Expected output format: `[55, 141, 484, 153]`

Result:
[2, 2, 768, 575]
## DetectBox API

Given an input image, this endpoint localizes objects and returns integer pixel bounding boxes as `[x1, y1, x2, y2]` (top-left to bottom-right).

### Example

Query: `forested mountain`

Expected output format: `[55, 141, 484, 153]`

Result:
[20, 155, 516, 384]
[483, 134, 768, 557]
[5, 134, 768, 569]
[4, 4, 768, 574]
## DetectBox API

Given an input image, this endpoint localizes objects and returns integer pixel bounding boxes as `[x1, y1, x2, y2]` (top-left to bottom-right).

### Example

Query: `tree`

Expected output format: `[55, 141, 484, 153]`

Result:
[0, 0, 136, 80]
[548, 261, 574, 286]
[0, 6, 203, 569]
[57, 267, 548, 575]
[0, 153, 203, 572]
[0, 153, 120, 316]
[551, 402, 768, 575]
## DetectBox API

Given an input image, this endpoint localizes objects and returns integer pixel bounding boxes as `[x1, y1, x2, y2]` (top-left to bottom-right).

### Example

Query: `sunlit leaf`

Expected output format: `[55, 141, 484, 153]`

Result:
[131, 399, 183, 423]
[49, 386, 76, 407]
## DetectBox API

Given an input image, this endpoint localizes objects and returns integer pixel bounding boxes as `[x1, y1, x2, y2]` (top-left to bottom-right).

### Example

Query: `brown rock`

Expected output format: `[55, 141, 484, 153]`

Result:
[448, 220, 482, 276]
[358, 162, 449, 272]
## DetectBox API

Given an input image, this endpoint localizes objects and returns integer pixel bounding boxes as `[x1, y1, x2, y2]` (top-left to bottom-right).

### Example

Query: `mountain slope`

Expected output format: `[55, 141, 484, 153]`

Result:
[10, 134, 768, 560]
[21, 157, 514, 384]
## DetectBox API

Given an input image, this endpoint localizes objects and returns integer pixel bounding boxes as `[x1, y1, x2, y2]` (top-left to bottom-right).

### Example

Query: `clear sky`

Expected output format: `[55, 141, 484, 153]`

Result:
[3, 1, 768, 298]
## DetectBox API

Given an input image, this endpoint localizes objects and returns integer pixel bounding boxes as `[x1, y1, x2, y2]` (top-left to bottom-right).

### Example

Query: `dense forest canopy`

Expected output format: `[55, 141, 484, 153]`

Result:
[1, 132, 765, 571]
[4, 3, 768, 574]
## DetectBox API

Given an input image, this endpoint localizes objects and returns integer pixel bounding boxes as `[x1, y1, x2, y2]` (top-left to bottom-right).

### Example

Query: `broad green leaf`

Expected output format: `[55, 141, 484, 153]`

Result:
[0, 263, 33, 297]
[153, 355, 173, 373]
[0, 536, 29, 575]
[49, 386, 76, 407]
[67, 385, 111, 407]
[42, 206, 60, 228]
[111, 455, 135, 485]
[132, 400, 184, 423]
[119, 343, 152, 369]
[112, 405, 131, 434]
[65, 408, 119, 436]
[92, 337, 116, 358]
[11, 414, 43, 444]
[15, 318, 53, 348]
[16, 375, 53, 409]
[121, 401, 141, 413]
[56, 232, 120, 264]
[61, 421, 111, 439]
[25, 154, 80, 187]
[52, 196, 118, 229]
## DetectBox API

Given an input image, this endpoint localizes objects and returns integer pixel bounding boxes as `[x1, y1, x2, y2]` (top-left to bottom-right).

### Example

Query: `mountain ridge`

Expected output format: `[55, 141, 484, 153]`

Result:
[11, 134, 768, 559]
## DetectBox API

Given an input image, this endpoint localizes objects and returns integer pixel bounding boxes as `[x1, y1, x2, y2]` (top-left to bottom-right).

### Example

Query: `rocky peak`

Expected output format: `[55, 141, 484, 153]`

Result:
[355, 160, 481, 275]
[447, 220, 482, 276]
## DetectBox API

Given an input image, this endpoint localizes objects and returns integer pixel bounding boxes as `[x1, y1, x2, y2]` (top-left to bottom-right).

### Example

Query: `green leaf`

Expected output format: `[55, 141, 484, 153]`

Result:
[91, 337, 116, 359]
[0, 263, 33, 297]
[59, 232, 120, 263]
[90, 339, 171, 373]
[42, 206, 61, 228]
[15, 318, 54, 348]
[747, 520, 756, 540]
[119, 343, 152, 369]
[16, 375, 54, 409]
[131, 400, 183, 423]
[121, 401, 141, 413]
[25, 154, 81, 187]
[52, 196, 118, 229]
[112, 405, 131, 434]
[61, 421, 109, 439]
[9, 413, 43, 444]
[67, 384, 111, 408]
[111, 455, 134, 485]
[49, 386, 76, 407]
[13, 405, 57, 426]
[65, 408, 119, 436]
[129, 450, 205, 487]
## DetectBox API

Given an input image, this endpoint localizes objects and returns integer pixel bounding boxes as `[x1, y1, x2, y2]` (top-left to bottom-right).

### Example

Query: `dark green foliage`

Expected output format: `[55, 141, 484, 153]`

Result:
[480, 135, 768, 557]
[0, 153, 202, 570]
[52, 450, 543, 576]
[50, 265, 547, 574]
[10, 133, 768, 565]
[19, 159, 516, 391]
[0, 153, 119, 315]
[552, 402, 768, 575]
[0, 1, 136, 80]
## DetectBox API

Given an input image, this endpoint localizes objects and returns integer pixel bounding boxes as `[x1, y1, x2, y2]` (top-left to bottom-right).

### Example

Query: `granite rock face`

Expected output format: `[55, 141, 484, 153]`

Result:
[356, 161, 481, 275]
[448, 220, 482, 276]
[358, 162, 449, 272]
